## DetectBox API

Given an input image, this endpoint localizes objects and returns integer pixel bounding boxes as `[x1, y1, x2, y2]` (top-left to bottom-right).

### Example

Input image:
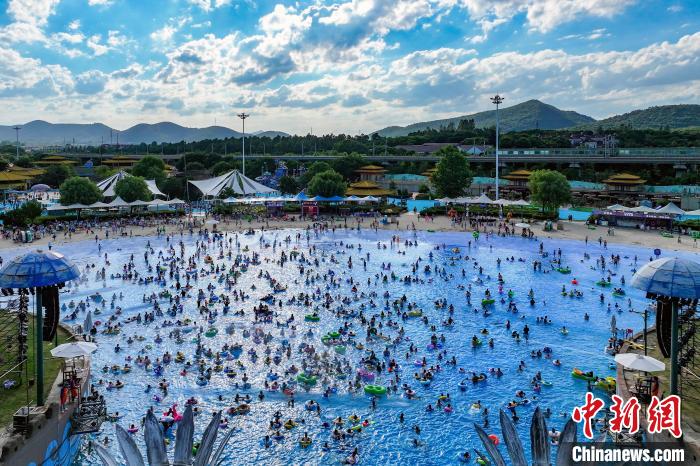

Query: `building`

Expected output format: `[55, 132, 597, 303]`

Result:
[382, 174, 429, 193]
[603, 173, 647, 193]
[394, 142, 490, 155]
[0, 172, 32, 189]
[502, 169, 532, 189]
[36, 155, 77, 166]
[345, 180, 394, 197]
[355, 164, 387, 182]
[101, 155, 139, 169]
[569, 133, 618, 149]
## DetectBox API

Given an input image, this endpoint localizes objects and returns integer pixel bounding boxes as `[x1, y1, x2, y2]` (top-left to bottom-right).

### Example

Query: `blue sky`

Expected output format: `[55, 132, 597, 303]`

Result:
[0, 0, 698, 134]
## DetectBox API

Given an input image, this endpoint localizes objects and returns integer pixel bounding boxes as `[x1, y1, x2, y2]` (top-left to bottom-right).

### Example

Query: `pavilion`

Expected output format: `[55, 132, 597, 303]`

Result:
[355, 164, 387, 182]
[345, 180, 393, 197]
[100, 155, 139, 169]
[0, 172, 32, 190]
[35, 155, 77, 166]
[603, 173, 647, 193]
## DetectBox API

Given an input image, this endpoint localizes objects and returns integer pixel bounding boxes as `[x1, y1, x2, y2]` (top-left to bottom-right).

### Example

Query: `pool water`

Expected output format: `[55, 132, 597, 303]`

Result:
[10, 229, 694, 465]
[387, 198, 440, 213]
[559, 208, 593, 221]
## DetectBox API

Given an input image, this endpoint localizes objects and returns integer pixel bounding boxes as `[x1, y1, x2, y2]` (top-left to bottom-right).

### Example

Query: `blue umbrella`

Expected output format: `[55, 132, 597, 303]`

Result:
[631, 257, 700, 395]
[631, 257, 700, 300]
[0, 250, 80, 288]
[0, 249, 80, 405]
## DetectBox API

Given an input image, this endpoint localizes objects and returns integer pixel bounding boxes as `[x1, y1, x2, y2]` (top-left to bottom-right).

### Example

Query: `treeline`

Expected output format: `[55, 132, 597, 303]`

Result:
[37, 123, 699, 159]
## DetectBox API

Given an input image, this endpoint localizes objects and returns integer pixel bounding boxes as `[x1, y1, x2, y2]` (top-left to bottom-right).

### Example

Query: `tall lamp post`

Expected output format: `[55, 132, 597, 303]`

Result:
[490, 94, 504, 201]
[237, 112, 249, 176]
[13, 126, 21, 159]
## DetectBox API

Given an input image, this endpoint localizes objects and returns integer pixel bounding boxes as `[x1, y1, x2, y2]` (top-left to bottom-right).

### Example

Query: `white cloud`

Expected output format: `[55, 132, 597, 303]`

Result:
[150, 25, 177, 42]
[68, 19, 80, 30]
[7, 0, 60, 26]
[88, 0, 114, 5]
[187, 0, 231, 12]
[86, 34, 110, 56]
[457, 0, 637, 41]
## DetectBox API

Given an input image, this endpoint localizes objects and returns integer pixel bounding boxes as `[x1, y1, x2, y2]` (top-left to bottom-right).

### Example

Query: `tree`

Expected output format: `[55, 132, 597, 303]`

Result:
[0, 156, 9, 171]
[300, 161, 332, 187]
[94, 165, 117, 180]
[528, 169, 571, 212]
[38, 164, 75, 188]
[131, 155, 166, 182]
[14, 156, 35, 168]
[278, 175, 298, 195]
[211, 161, 235, 176]
[115, 176, 152, 202]
[60, 177, 103, 205]
[331, 153, 366, 180]
[307, 170, 346, 197]
[2, 200, 42, 227]
[219, 187, 236, 199]
[431, 146, 472, 197]
[160, 177, 185, 199]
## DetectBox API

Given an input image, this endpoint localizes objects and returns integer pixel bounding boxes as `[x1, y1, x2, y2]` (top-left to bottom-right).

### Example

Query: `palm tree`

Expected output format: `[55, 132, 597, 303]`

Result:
[474, 407, 578, 466]
[92, 405, 234, 466]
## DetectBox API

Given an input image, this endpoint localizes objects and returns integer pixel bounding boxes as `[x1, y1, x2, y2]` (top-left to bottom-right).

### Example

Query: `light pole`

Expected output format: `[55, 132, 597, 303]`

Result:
[237, 112, 249, 176]
[13, 126, 21, 159]
[490, 94, 504, 201]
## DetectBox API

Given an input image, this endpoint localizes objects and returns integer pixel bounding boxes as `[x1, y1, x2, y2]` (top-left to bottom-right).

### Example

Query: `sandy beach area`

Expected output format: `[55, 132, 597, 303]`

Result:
[1, 213, 698, 255]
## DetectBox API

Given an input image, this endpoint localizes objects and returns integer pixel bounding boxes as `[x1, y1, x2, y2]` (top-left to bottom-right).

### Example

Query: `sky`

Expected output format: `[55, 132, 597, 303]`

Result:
[0, 0, 698, 134]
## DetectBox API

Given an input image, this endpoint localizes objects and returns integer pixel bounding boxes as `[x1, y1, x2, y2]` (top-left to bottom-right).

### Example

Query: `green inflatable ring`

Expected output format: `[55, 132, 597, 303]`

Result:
[363, 384, 387, 396]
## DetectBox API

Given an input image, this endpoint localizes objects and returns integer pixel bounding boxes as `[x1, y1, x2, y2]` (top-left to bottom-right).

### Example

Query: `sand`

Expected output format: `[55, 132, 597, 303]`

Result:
[0, 213, 698, 255]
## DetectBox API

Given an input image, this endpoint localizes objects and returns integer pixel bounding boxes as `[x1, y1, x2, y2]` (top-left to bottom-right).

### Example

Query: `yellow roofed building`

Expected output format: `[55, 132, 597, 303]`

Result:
[346, 180, 394, 197]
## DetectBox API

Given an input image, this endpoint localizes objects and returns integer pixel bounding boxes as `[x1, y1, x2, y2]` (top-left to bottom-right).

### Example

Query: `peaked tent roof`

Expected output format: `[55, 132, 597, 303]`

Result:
[97, 170, 165, 197]
[107, 196, 130, 207]
[145, 179, 165, 197]
[656, 202, 685, 215]
[188, 170, 277, 197]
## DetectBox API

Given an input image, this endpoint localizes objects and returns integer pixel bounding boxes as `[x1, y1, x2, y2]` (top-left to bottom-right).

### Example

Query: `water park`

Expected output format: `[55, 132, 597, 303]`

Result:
[0, 213, 698, 465]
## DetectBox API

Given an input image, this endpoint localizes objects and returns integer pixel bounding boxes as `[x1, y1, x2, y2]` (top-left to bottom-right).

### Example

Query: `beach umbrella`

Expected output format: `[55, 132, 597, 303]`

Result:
[205, 219, 220, 225]
[50, 341, 98, 358]
[30, 184, 51, 192]
[614, 353, 665, 372]
[631, 257, 700, 300]
[631, 257, 700, 394]
[0, 249, 80, 405]
[514, 222, 530, 229]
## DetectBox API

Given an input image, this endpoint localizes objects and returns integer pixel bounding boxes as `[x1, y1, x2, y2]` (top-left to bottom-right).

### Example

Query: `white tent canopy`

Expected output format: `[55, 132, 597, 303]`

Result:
[107, 196, 130, 207]
[606, 204, 630, 211]
[97, 170, 165, 197]
[629, 205, 656, 213]
[189, 170, 277, 197]
[614, 353, 665, 372]
[656, 202, 685, 215]
[50, 341, 98, 358]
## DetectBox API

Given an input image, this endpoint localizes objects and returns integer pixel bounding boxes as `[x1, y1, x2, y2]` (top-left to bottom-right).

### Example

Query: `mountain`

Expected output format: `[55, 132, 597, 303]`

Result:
[375, 100, 596, 137]
[253, 130, 290, 138]
[118, 123, 241, 144]
[0, 121, 288, 146]
[574, 105, 700, 130]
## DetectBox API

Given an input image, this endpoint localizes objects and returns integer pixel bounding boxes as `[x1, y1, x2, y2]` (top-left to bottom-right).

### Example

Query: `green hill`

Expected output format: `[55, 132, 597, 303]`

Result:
[575, 105, 700, 130]
[375, 100, 595, 137]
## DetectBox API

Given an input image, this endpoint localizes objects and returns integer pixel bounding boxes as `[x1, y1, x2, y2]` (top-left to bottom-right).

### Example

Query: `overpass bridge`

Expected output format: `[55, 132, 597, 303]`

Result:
[48, 147, 700, 166]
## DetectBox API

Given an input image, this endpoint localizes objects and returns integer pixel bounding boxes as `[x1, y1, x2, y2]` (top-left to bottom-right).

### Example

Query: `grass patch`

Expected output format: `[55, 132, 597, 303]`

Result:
[0, 312, 70, 427]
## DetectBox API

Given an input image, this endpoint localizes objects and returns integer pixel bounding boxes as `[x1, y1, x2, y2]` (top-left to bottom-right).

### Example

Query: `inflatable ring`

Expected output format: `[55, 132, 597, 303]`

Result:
[363, 384, 387, 396]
